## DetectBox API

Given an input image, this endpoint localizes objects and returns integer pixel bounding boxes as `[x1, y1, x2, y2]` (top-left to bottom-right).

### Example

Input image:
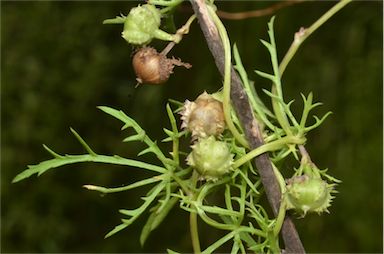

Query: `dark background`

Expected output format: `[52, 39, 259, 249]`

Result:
[2, 1, 382, 253]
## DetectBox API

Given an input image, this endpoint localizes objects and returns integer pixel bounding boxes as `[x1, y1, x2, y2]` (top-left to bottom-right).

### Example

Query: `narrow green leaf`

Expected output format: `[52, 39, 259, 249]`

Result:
[168, 98, 184, 108]
[305, 112, 332, 131]
[103, 16, 126, 24]
[238, 231, 258, 248]
[42, 144, 63, 159]
[162, 131, 187, 143]
[119, 208, 139, 217]
[254, 70, 275, 82]
[167, 249, 181, 254]
[70, 128, 97, 156]
[262, 89, 280, 100]
[161, 137, 173, 142]
[201, 231, 237, 254]
[286, 99, 295, 108]
[83, 176, 161, 194]
[104, 223, 128, 238]
[200, 205, 240, 217]
[197, 209, 237, 231]
[231, 240, 240, 254]
[165, 103, 177, 127]
[260, 39, 272, 50]
[151, 196, 178, 229]
[121, 123, 131, 130]
[163, 128, 174, 137]
[310, 102, 323, 110]
[123, 132, 146, 142]
[300, 93, 308, 104]
[99, 106, 169, 165]
[237, 170, 259, 195]
[140, 196, 178, 246]
[12, 154, 167, 183]
[138, 147, 153, 156]
[121, 183, 165, 227]
[98, 106, 136, 128]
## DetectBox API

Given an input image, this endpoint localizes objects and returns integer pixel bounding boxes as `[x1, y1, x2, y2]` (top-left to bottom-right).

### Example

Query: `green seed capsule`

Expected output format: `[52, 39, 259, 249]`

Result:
[187, 136, 233, 181]
[285, 174, 334, 215]
[121, 4, 174, 45]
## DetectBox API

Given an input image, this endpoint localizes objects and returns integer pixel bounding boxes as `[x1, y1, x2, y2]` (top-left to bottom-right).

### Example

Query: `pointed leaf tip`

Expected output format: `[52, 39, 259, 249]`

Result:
[104, 223, 128, 238]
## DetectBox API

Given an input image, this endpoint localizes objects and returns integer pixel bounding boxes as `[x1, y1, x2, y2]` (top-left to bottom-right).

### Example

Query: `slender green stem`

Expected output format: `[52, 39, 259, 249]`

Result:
[201, 226, 266, 254]
[268, 231, 281, 254]
[190, 211, 201, 254]
[233, 135, 305, 169]
[261, 17, 293, 136]
[181, 14, 197, 33]
[271, 88, 293, 136]
[279, 0, 352, 76]
[207, 5, 248, 148]
[273, 200, 286, 237]
[189, 170, 201, 253]
[271, 163, 286, 193]
[171, 172, 190, 194]
[270, 162, 286, 236]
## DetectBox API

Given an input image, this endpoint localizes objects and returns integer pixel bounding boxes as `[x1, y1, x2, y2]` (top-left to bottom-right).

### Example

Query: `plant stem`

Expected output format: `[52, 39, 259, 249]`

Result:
[161, 15, 196, 55]
[207, 6, 249, 148]
[279, 0, 352, 76]
[190, 170, 201, 253]
[233, 135, 305, 169]
[273, 200, 287, 237]
[190, 211, 201, 253]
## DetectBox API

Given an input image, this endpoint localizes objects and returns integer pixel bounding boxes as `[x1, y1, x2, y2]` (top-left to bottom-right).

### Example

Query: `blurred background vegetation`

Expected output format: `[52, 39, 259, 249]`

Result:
[2, 1, 382, 253]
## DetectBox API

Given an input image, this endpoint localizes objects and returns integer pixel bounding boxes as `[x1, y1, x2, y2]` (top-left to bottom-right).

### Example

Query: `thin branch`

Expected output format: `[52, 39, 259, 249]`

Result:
[189, 0, 305, 253]
[161, 14, 196, 56]
[217, 0, 304, 20]
[279, 0, 353, 76]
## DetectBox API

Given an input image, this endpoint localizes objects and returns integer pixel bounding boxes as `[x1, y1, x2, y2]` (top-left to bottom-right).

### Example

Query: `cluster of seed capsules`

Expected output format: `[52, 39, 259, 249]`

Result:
[105, 3, 335, 216]
[104, 4, 191, 85]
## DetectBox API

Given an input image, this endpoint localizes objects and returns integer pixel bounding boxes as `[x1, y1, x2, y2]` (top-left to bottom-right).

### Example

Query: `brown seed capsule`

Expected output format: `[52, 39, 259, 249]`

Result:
[132, 47, 172, 85]
[180, 92, 225, 139]
[132, 47, 191, 85]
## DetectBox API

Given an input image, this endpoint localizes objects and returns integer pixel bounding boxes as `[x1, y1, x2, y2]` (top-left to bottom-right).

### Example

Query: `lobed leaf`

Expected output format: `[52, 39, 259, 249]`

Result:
[13, 154, 167, 183]
[98, 106, 170, 166]
[140, 196, 179, 246]
[120, 183, 165, 227]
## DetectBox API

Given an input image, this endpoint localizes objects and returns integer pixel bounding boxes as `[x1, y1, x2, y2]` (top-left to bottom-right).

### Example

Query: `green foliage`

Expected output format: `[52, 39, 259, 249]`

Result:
[12, 15, 340, 252]
[5, 1, 382, 253]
